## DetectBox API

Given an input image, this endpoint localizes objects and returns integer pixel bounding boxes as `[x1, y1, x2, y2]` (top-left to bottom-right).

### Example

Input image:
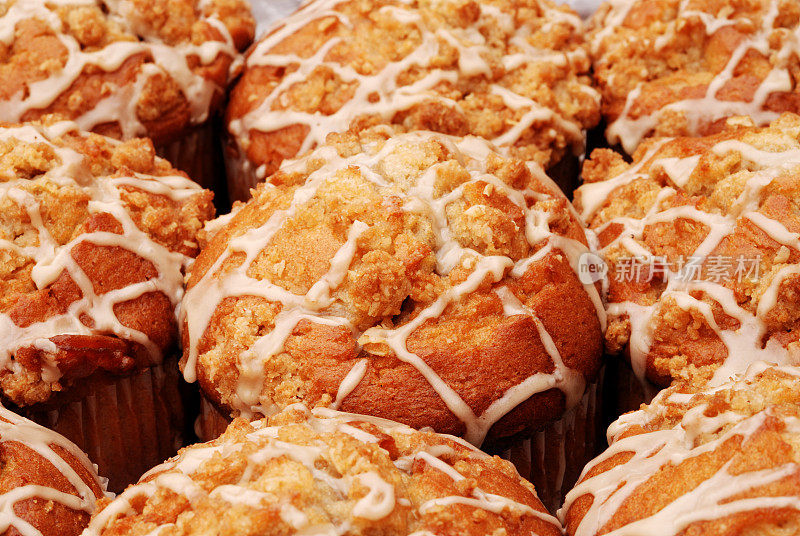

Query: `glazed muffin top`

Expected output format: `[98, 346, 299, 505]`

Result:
[561, 362, 800, 536]
[225, 0, 600, 187]
[0, 0, 254, 145]
[181, 128, 605, 446]
[85, 404, 562, 536]
[0, 402, 108, 536]
[574, 113, 800, 387]
[0, 121, 214, 407]
[589, 0, 800, 154]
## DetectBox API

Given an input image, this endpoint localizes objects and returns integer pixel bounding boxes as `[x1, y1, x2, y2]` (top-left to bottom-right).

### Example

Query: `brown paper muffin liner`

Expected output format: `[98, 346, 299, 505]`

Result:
[156, 121, 229, 210]
[22, 362, 184, 493]
[223, 138, 259, 204]
[195, 395, 232, 443]
[605, 353, 661, 418]
[486, 370, 605, 514]
[547, 153, 582, 200]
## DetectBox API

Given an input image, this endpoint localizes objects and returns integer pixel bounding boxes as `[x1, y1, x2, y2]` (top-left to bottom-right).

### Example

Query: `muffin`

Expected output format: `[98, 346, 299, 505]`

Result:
[574, 113, 800, 409]
[0, 0, 255, 192]
[589, 0, 800, 154]
[224, 0, 601, 201]
[180, 127, 605, 508]
[561, 362, 800, 535]
[0, 120, 215, 491]
[0, 401, 108, 536]
[85, 404, 562, 536]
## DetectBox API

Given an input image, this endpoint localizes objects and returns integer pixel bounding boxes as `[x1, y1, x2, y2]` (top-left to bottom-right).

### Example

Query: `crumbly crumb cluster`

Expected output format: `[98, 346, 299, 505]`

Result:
[0, 120, 214, 406]
[575, 114, 800, 387]
[86, 405, 561, 536]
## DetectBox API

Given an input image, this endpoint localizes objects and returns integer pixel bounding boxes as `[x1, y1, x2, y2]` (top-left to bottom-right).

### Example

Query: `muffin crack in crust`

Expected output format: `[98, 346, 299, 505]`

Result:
[575, 114, 800, 387]
[0, 403, 108, 536]
[181, 128, 605, 446]
[85, 405, 562, 536]
[0, 0, 254, 144]
[225, 0, 600, 197]
[0, 121, 214, 406]
[561, 363, 800, 535]
[590, 0, 800, 154]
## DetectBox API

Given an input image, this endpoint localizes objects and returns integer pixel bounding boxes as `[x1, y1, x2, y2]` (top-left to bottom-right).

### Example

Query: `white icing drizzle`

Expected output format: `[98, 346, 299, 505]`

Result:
[576, 120, 800, 384]
[181, 131, 604, 446]
[560, 363, 800, 535]
[0, 121, 206, 384]
[0, 403, 108, 536]
[228, 0, 599, 180]
[84, 405, 558, 535]
[0, 0, 242, 137]
[594, 0, 799, 153]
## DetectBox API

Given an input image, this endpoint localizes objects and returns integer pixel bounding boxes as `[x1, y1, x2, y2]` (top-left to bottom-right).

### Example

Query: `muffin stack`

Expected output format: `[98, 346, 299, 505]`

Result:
[0, 0, 606, 529]
[580, 0, 800, 404]
[0, 0, 259, 499]
[560, 0, 800, 531]
[0, 0, 254, 192]
[179, 0, 608, 514]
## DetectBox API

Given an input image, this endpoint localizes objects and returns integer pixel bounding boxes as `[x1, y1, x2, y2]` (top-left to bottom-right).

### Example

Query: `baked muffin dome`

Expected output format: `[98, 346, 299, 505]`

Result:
[575, 114, 800, 387]
[589, 0, 800, 154]
[85, 404, 562, 536]
[224, 0, 600, 199]
[0, 0, 254, 145]
[181, 128, 605, 446]
[561, 362, 800, 535]
[0, 402, 107, 536]
[0, 121, 214, 406]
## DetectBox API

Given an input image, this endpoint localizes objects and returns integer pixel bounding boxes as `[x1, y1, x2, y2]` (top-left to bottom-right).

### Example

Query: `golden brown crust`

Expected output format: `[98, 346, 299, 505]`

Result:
[574, 114, 800, 387]
[86, 405, 562, 536]
[0, 406, 107, 536]
[182, 128, 604, 446]
[0, 0, 254, 145]
[589, 0, 800, 153]
[0, 121, 214, 406]
[225, 0, 600, 198]
[562, 364, 800, 536]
